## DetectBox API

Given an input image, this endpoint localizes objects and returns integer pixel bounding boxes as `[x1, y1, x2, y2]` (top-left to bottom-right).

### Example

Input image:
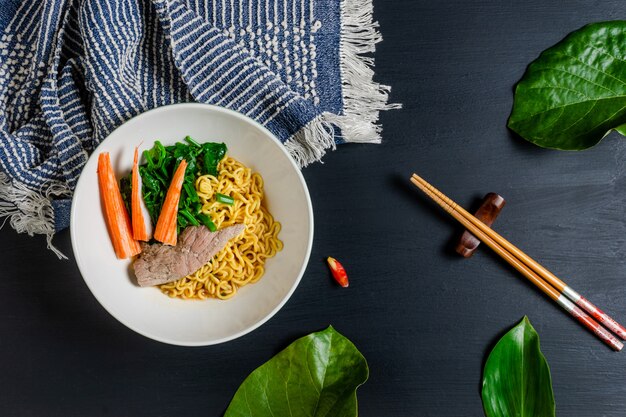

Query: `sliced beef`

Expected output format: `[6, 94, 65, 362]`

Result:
[133, 224, 245, 287]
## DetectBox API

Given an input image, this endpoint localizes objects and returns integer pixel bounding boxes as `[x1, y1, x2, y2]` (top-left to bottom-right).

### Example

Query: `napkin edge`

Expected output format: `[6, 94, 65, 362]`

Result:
[284, 0, 401, 168]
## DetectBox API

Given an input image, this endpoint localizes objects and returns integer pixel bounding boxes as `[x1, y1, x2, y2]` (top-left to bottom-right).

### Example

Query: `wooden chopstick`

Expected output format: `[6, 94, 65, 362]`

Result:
[410, 174, 624, 351]
[411, 173, 626, 341]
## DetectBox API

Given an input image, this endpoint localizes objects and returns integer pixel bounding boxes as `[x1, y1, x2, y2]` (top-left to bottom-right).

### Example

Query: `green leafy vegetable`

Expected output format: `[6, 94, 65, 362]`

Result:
[184, 135, 201, 147]
[216, 192, 234, 205]
[224, 326, 369, 417]
[197, 213, 216, 232]
[482, 317, 555, 417]
[119, 137, 227, 233]
[509, 21, 626, 150]
[119, 174, 132, 214]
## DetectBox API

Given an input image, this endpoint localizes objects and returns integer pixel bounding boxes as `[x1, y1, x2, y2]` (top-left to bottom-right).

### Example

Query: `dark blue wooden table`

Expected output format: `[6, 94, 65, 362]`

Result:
[1, 1, 625, 416]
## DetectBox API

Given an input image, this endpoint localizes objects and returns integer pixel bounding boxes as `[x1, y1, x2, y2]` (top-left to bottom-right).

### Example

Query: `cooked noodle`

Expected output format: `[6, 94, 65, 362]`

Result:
[159, 156, 283, 300]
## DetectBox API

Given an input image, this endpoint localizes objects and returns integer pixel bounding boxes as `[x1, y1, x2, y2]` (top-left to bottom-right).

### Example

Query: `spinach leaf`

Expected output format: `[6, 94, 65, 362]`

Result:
[482, 317, 555, 417]
[120, 138, 226, 230]
[119, 174, 132, 215]
[508, 21, 626, 150]
[200, 141, 227, 176]
[224, 326, 369, 417]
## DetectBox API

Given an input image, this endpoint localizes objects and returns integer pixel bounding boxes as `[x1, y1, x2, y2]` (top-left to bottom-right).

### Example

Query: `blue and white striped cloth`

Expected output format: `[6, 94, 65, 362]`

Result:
[0, 0, 396, 257]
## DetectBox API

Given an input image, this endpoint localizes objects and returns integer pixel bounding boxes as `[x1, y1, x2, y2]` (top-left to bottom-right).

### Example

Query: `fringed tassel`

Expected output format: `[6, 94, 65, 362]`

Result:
[0, 173, 69, 259]
[336, 0, 401, 143]
[285, 113, 336, 167]
[286, 0, 400, 166]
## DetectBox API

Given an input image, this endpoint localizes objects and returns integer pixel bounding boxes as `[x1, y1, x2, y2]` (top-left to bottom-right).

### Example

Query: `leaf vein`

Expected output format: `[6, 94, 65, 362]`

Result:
[567, 103, 626, 141]
[537, 100, 598, 139]
[550, 50, 626, 89]
[525, 85, 589, 98]
[511, 95, 626, 124]
[264, 376, 277, 417]
[586, 42, 626, 66]
[531, 106, 565, 135]
[312, 333, 332, 417]
[285, 366, 294, 417]
[244, 384, 253, 417]
[521, 327, 525, 416]
[305, 340, 321, 396]
[532, 65, 617, 95]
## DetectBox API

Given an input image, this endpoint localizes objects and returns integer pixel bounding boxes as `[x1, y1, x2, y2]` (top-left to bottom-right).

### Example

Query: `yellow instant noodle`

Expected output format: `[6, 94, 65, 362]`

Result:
[159, 156, 283, 300]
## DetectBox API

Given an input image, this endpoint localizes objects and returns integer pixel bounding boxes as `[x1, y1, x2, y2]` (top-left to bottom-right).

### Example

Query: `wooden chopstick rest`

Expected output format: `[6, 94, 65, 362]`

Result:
[456, 193, 506, 258]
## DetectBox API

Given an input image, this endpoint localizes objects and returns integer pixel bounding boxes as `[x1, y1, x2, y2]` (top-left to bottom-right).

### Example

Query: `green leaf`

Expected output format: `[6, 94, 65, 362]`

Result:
[119, 174, 132, 215]
[482, 317, 555, 417]
[137, 139, 227, 228]
[508, 21, 626, 150]
[615, 123, 626, 136]
[224, 326, 369, 417]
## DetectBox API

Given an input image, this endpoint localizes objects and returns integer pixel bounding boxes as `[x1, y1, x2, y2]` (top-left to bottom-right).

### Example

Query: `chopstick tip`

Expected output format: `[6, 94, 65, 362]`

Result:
[410, 173, 424, 184]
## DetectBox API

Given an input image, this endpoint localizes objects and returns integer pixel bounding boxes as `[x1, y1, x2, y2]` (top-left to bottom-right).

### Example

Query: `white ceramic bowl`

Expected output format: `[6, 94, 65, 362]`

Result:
[71, 103, 313, 346]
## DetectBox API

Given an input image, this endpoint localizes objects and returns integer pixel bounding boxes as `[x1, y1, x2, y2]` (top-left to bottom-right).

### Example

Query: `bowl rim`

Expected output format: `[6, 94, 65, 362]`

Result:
[70, 103, 314, 346]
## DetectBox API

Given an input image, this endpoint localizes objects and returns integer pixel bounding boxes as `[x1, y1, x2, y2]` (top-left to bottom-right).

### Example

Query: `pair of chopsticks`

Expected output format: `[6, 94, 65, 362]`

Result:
[410, 173, 626, 351]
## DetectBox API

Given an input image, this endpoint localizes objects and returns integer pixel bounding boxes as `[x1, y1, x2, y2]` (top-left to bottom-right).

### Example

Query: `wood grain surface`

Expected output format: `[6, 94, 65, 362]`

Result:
[2, 1, 626, 416]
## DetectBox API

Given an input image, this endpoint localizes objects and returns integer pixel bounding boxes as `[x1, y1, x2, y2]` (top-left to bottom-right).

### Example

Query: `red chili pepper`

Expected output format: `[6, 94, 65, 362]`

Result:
[327, 257, 349, 287]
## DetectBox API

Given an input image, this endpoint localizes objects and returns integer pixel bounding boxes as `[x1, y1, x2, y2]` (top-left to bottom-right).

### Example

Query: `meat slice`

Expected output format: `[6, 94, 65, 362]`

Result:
[133, 224, 245, 287]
